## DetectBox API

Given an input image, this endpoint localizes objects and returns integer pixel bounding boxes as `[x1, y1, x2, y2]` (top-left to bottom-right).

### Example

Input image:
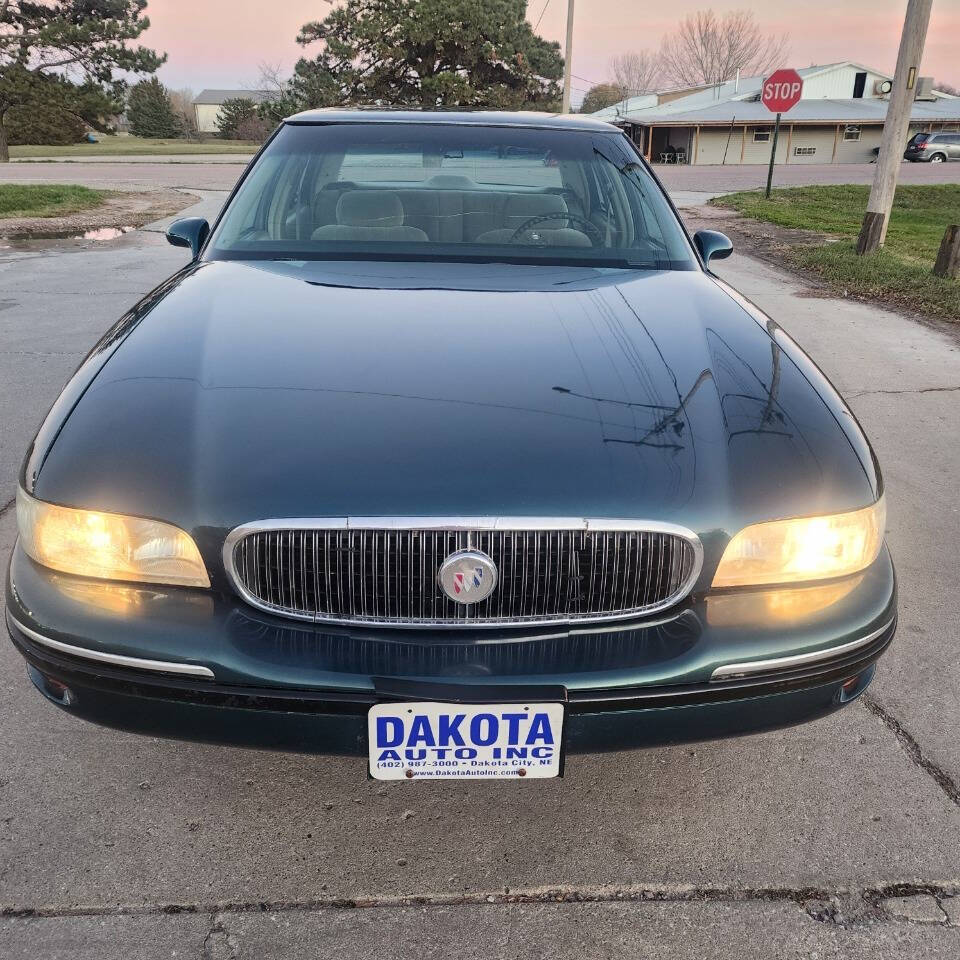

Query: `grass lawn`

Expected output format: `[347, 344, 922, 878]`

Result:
[10, 136, 259, 158]
[0, 183, 107, 219]
[713, 184, 960, 321]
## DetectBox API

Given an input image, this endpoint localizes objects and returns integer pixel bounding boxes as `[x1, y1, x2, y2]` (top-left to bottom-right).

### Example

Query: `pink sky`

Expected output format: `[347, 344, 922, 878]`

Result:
[143, 0, 960, 99]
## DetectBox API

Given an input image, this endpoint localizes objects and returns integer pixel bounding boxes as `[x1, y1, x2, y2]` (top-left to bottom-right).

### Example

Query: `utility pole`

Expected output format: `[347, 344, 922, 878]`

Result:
[561, 0, 575, 113]
[856, 0, 934, 254]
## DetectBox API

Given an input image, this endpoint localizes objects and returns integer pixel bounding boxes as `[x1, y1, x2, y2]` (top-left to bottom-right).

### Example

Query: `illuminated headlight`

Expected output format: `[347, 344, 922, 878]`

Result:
[16, 488, 210, 588]
[712, 497, 885, 589]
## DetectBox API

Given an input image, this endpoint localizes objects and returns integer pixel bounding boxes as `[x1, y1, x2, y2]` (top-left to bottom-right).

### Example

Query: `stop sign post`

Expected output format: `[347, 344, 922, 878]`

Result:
[761, 69, 804, 197]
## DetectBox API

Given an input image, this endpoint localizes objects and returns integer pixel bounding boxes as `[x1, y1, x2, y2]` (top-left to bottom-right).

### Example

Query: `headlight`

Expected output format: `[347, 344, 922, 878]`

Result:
[16, 488, 210, 588]
[712, 497, 885, 589]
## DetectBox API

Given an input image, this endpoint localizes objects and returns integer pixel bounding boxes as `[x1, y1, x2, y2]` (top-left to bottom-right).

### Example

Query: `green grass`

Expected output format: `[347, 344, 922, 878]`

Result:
[10, 136, 259, 158]
[0, 183, 107, 219]
[712, 185, 960, 320]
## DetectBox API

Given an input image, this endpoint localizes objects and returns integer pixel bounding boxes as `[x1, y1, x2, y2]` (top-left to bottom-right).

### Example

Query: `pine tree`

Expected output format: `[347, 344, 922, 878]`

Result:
[0, 1, 164, 160]
[128, 77, 180, 139]
[292, 0, 563, 110]
[6, 74, 120, 145]
[216, 98, 271, 141]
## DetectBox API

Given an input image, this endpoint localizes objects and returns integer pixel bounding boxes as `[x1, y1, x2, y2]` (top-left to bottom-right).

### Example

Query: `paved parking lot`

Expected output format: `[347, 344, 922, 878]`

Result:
[1, 166, 959, 957]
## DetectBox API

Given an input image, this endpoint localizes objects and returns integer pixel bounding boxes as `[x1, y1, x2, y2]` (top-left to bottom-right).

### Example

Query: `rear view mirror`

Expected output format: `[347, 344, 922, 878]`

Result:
[166, 217, 210, 259]
[693, 230, 733, 265]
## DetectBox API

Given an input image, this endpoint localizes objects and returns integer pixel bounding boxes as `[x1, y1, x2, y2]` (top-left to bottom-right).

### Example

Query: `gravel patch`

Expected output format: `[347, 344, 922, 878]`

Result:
[0, 187, 198, 237]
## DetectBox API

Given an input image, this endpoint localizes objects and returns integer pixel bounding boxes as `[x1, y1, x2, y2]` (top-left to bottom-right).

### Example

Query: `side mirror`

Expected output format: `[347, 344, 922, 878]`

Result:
[166, 217, 210, 259]
[693, 230, 733, 265]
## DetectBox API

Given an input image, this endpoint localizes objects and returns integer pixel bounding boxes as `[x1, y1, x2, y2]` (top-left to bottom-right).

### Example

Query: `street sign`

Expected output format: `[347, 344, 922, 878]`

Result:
[761, 69, 804, 197]
[762, 69, 804, 113]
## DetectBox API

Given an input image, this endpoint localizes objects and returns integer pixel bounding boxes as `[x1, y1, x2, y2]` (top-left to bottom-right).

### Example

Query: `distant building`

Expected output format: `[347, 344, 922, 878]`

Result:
[589, 62, 960, 165]
[193, 89, 271, 134]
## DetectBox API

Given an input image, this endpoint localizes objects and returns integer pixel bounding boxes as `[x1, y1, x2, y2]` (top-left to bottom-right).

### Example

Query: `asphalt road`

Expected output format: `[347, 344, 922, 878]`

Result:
[0, 169, 959, 957]
[4, 158, 960, 193]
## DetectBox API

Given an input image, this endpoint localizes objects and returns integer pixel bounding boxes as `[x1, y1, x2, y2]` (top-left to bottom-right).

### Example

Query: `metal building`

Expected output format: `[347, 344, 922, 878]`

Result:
[590, 62, 960, 165]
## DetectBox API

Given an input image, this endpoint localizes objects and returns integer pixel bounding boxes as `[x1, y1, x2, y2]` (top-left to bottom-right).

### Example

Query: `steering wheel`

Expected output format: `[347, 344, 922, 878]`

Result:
[509, 213, 604, 247]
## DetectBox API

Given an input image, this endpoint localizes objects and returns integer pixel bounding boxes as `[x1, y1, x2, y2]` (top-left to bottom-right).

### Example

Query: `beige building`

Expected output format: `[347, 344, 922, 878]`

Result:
[192, 89, 271, 134]
[591, 62, 960, 165]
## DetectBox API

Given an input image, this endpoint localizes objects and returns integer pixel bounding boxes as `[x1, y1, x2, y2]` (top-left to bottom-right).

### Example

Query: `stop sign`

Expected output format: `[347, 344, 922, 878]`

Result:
[762, 69, 803, 113]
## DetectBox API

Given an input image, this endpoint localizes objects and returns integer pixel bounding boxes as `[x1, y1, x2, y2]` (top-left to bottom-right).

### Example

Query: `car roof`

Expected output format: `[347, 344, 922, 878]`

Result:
[284, 108, 620, 133]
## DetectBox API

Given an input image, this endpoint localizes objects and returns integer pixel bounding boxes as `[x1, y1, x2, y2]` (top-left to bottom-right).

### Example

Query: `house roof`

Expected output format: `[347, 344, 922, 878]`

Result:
[193, 89, 272, 105]
[590, 64, 841, 122]
[589, 94, 658, 120]
[619, 96, 960, 127]
[591, 60, 958, 126]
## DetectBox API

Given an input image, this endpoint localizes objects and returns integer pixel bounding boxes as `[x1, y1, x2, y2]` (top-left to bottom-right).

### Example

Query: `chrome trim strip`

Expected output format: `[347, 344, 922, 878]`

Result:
[7, 614, 216, 679]
[222, 517, 705, 629]
[709, 618, 895, 681]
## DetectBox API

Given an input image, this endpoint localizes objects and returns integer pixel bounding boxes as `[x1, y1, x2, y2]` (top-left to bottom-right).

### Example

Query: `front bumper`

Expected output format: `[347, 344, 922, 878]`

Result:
[6, 541, 896, 755]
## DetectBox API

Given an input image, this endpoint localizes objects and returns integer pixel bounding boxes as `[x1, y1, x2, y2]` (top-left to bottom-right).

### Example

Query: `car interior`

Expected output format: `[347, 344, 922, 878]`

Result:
[212, 125, 694, 266]
[308, 182, 594, 247]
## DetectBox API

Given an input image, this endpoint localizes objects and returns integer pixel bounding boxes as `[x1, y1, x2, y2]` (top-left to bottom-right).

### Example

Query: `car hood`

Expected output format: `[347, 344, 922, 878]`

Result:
[34, 260, 878, 563]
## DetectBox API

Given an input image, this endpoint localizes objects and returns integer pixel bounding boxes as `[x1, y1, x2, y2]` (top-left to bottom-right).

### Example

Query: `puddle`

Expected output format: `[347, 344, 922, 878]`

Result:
[11, 225, 135, 241]
[0, 225, 136, 250]
[80, 226, 135, 241]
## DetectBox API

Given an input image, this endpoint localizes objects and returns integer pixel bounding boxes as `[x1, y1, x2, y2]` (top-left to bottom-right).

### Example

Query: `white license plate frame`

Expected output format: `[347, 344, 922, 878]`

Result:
[367, 701, 565, 780]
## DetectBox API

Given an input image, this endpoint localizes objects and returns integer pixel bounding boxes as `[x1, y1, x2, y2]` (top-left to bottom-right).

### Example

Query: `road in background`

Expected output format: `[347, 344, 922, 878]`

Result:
[1, 167, 958, 958]
[2, 158, 960, 194]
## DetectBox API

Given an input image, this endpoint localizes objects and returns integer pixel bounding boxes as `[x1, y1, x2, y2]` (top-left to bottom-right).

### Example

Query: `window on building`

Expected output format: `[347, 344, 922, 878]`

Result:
[794, 146, 816, 156]
[753, 128, 771, 143]
[853, 72, 867, 98]
[843, 125, 862, 142]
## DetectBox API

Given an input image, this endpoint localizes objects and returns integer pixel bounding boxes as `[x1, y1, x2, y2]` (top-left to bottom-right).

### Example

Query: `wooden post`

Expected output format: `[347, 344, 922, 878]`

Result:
[858, 212, 886, 255]
[740, 125, 747, 163]
[693, 125, 700, 164]
[831, 123, 840, 163]
[857, 0, 934, 254]
[786, 124, 793, 163]
[933, 224, 960, 279]
[646, 125, 653, 162]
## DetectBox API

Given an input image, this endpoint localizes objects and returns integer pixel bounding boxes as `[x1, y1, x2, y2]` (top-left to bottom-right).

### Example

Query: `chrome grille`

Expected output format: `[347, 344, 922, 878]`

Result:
[226, 521, 701, 627]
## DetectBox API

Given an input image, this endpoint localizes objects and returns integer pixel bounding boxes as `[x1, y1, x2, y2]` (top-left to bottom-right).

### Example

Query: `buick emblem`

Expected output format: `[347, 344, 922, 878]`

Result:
[438, 549, 498, 604]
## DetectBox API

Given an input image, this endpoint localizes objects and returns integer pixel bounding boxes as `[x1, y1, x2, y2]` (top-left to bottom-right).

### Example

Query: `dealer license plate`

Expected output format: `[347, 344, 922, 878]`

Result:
[367, 701, 565, 780]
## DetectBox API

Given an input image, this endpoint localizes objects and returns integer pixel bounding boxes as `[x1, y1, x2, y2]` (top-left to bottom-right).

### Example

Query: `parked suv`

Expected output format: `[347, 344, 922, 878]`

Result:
[904, 132, 960, 162]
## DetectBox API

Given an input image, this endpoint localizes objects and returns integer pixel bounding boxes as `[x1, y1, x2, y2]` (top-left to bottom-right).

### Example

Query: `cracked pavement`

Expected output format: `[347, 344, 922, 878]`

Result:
[1, 170, 959, 958]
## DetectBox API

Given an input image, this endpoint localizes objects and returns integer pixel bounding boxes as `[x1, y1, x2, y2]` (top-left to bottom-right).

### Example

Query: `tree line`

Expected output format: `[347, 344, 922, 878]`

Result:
[0, 0, 566, 156]
[2, 2, 957, 159]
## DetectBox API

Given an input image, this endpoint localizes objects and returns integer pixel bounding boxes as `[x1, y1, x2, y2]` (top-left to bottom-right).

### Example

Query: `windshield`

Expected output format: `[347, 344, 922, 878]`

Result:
[207, 122, 697, 270]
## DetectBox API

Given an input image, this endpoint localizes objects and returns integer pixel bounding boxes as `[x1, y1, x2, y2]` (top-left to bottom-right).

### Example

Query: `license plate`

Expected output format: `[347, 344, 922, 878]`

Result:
[367, 701, 565, 780]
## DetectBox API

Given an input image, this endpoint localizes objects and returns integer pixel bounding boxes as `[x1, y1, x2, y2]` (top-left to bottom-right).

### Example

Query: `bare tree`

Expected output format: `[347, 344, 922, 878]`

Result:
[257, 61, 290, 101]
[168, 87, 198, 137]
[609, 51, 661, 99]
[659, 9, 790, 89]
[935, 80, 960, 97]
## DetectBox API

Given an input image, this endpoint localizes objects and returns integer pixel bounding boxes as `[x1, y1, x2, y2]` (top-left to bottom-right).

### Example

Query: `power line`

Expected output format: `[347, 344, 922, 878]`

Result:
[534, 0, 551, 31]
[572, 73, 603, 86]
